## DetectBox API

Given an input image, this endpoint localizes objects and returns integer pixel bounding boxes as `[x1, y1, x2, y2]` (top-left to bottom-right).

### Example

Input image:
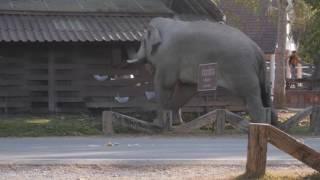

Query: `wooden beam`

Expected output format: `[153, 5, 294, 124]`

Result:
[174, 110, 217, 133]
[111, 111, 162, 134]
[279, 106, 313, 131]
[268, 125, 320, 172]
[225, 111, 249, 133]
[48, 50, 56, 113]
[246, 123, 268, 178]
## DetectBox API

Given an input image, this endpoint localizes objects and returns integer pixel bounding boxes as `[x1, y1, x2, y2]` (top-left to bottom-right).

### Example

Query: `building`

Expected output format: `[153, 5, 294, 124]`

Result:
[0, 0, 278, 114]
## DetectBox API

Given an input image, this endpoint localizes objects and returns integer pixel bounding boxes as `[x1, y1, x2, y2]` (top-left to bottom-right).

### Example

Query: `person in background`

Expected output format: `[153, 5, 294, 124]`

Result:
[288, 51, 301, 79]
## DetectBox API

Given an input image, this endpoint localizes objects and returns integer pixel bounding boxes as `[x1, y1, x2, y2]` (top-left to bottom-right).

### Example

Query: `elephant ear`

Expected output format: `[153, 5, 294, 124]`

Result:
[147, 26, 162, 56]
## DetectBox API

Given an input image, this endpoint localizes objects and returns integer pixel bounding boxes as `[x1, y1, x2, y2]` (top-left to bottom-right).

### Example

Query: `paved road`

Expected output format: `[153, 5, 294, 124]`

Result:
[0, 136, 319, 164]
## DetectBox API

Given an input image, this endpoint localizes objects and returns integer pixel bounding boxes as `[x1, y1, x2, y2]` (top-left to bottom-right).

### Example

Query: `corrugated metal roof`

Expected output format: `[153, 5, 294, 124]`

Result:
[0, 0, 173, 14]
[0, 14, 155, 42]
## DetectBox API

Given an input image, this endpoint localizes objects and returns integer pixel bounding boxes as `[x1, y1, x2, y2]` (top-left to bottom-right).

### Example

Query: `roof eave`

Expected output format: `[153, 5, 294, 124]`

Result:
[0, 10, 174, 17]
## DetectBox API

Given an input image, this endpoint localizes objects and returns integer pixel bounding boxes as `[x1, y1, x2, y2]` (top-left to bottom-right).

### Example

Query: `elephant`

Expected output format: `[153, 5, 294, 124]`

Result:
[127, 17, 277, 126]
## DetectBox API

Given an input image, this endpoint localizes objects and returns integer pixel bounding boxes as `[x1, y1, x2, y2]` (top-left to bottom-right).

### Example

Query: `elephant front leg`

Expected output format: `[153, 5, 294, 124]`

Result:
[159, 84, 198, 124]
[172, 108, 183, 125]
[170, 83, 198, 125]
[153, 86, 174, 127]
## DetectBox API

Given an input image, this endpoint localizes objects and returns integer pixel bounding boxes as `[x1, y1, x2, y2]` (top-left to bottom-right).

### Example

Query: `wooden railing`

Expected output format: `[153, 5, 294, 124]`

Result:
[286, 78, 320, 90]
[246, 123, 320, 178]
[173, 109, 257, 133]
[280, 106, 320, 135]
[102, 111, 170, 134]
[102, 106, 320, 136]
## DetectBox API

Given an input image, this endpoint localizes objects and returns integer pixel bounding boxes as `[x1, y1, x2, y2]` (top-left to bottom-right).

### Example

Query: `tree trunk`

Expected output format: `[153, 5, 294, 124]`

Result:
[274, 0, 288, 108]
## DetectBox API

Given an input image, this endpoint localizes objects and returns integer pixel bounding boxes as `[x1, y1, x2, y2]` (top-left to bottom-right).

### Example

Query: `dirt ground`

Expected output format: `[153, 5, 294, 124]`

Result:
[0, 164, 317, 180]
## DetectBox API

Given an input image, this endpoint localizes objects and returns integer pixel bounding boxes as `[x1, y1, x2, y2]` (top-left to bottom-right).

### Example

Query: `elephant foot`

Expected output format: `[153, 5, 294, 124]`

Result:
[172, 120, 184, 126]
[172, 109, 184, 126]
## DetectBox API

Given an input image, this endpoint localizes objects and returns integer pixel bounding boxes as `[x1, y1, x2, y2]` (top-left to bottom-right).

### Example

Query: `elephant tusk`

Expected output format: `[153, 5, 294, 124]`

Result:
[127, 59, 140, 64]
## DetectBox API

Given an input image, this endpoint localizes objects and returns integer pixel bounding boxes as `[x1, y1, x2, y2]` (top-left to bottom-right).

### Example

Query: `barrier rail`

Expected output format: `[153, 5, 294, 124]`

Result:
[246, 123, 320, 178]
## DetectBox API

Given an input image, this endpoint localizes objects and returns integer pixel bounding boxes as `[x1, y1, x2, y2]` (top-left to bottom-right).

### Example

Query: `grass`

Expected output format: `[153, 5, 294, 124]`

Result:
[0, 114, 102, 137]
[236, 172, 320, 180]
[0, 110, 315, 137]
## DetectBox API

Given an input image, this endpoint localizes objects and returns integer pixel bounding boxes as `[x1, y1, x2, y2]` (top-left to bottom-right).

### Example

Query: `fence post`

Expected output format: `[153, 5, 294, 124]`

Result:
[215, 109, 226, 135]
[246, 123, 269, 178]
[162, 110, 173, 131]
[310, 106, 320, 135]
[102, 111, 114, 135]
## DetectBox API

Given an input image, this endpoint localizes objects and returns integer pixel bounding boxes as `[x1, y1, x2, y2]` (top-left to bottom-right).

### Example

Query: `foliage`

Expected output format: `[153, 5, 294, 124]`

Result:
[290, 0, 313, 46]
[297, 0, 320, 63]
[212, 0, 318, 62]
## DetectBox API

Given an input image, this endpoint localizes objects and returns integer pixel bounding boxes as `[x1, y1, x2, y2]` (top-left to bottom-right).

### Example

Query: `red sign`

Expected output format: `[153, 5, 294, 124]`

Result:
[198, 63, 217, 91]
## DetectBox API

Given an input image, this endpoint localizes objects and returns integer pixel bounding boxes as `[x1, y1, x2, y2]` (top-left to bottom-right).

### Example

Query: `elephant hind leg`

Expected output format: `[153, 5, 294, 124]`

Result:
[271, 109, 279, 126]
[245, 95, 267, 123]
[246, 96, 279, 125]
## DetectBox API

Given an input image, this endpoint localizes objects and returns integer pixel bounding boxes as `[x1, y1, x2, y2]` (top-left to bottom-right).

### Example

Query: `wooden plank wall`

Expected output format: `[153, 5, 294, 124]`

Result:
[286, 90, 320, 108]
[0, 43, 245, 114]
[79, 44, 156, 112]
[0, 50, 29, 113]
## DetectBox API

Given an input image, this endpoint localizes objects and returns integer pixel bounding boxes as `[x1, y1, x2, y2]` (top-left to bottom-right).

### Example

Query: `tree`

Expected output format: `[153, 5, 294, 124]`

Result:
[273, 0, 288, 108]
[296, 0, 320, 89]
[222, 0, 289, 108]
[215, 0, 319, 103]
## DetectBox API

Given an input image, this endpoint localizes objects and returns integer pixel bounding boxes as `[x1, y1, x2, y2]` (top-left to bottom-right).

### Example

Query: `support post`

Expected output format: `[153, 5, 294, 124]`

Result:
[215, 109, 226, 135]
[246, 123, 268, 178]
[102, 111, 114, 135]
[48, 50, 56, 113]
[162, 110, 173, 131]
[310, 106, 320, 135]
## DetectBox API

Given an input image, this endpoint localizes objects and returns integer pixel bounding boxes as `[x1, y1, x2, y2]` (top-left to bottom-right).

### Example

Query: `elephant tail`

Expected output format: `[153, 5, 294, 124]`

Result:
[257, 51, 271, 108]
[256, 46, 278, 126]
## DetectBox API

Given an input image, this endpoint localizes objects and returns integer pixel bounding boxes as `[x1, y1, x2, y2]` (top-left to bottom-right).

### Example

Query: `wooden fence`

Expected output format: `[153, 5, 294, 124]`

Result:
[286, 78, 320, 108]
[102, 108, 264, 134]
[101, 108, 320, 178]
[102, 106, 320, 135]
[286, 78, 319, 90]
[246, 123, 320, 178]
[287, 90, 320, 108]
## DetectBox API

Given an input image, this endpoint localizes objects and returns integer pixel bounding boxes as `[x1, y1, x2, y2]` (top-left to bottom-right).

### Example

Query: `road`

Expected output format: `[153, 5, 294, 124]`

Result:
[0, 136, 319, 164]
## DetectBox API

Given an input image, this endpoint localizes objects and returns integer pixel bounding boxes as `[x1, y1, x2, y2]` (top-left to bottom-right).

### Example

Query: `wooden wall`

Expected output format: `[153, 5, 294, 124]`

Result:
[0, 45, 29, 113]
[0, 42, 245, 114]
[286, 90, 320, 108]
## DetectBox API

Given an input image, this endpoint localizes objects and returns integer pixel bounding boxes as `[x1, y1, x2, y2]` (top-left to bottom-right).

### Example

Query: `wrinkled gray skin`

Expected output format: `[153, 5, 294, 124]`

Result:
[128, 17, 277, 125]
